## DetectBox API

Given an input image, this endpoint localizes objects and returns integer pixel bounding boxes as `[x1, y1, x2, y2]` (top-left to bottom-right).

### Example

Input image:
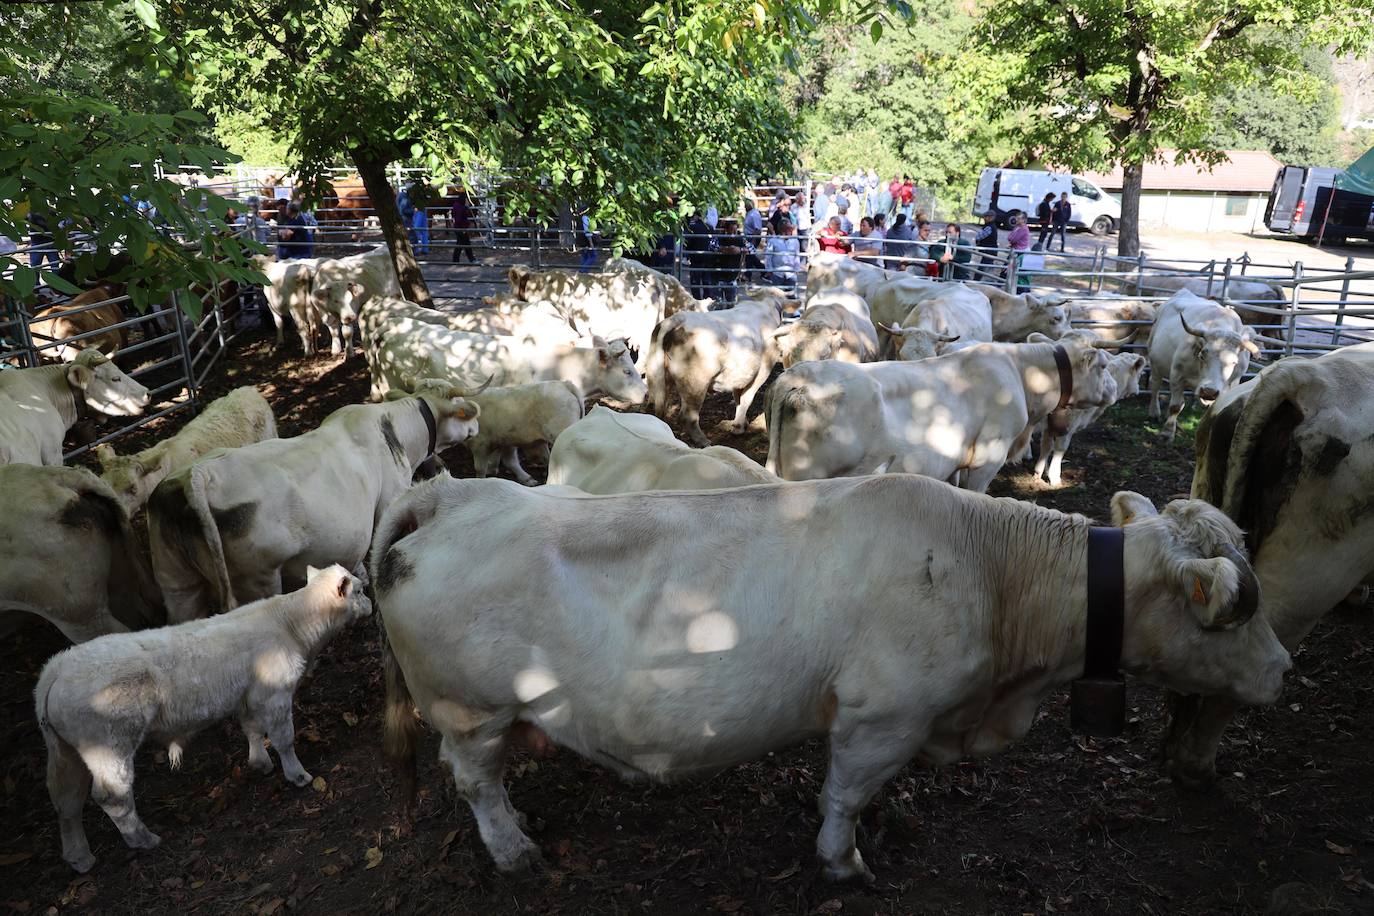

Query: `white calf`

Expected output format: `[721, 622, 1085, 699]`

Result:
[1033, 352, 1147, 485]
[460, 381, 584, 485]
[35, 566, 370, 872]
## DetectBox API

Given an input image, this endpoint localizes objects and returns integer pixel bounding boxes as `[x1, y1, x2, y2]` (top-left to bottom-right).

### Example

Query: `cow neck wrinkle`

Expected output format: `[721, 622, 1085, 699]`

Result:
[416, 396, 438, 457]
[984, 504, 1091, 685]
[33, 362, 84, 428]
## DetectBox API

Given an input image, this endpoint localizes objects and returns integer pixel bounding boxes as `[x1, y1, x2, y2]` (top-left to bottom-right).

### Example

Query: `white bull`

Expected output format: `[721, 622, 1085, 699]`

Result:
[372, 474, 1288, 879]
[1138, 274, 1286, 326]
[371, 319, 646, 405]
[36, 565, 370, 872]
[311, 246, 402, 358]
[1064, 297, 1157, 345]
[1032, 351, 1147, 486]
[1164, 342, 1374, 788]
[254, 256, 321, 354]
[546, 405, 778, 492]
[771, 289, 880, 368]
[879, 283, 993, 361]
[96, 386, 278, 513]
[805, 251, 904, 302]
[146, 383, 481, 621]
[968, 283, 1072, 341]
[0, 349, 151, 466]
[645, 289, 788, 446]
[765, 338, 1117, 492]
[0, 464, 163, 642]
[458, 380, 584, 485]
[1145, 289, 1278, 440]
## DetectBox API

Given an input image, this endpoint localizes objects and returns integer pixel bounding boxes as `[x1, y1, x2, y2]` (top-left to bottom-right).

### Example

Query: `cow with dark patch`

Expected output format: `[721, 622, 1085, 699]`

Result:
[147, 380, 481, 621]
[1163, 342, 1374, 788]
[0, 464, 163, 642]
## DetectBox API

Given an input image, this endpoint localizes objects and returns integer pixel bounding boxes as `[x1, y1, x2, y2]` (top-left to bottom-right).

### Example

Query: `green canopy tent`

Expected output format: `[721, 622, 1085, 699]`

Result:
[1317, 145, 1374, 245]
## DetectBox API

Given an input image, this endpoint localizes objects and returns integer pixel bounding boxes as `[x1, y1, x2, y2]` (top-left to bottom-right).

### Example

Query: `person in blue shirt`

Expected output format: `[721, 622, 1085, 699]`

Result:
[276, 201, 309, 259]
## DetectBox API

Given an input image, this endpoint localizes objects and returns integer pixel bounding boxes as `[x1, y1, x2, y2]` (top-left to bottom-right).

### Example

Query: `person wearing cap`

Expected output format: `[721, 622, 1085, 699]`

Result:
[242, 197, 270, 247]
[276, 200, 309, 260]
[974, 210, 999, 276]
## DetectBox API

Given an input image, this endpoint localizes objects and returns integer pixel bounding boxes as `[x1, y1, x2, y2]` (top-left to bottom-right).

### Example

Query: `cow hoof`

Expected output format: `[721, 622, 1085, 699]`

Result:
[248, 758, 275, 776]
[727, 422, 747, 435]
[67, 852, 96, 874]
[494, 839, 544, 874]
[287, 771, 313, 788]
[1165, 759, 1216, 791]
[516, 477, 538, 487]
[822, 860, 875, 885]
[126, 829, 161, 851]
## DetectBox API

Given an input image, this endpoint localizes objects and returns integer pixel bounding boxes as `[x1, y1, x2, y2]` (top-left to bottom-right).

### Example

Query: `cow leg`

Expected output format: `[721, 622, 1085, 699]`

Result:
[962, 463, 1001, 494]
[1162, 390, 1185, 441]
[678, 385, 711, 448]
[240, 713, 274, 775]
[817, 720, 922, 883]
[1161, 692, 1241, 790]
[154, 559, 211, 624]
[731, 362, 772, 434]
[265, 298, 286, 348]
[438, 729, 541, 873]
[235, 567, 284, 605]
[1148, 372, 1162, 420]
[501, 447, 538, 486]
[322, 313, 343, 356]
[1044, 431, 1071, 486]
[46, 733, 95, 873]
[84, 749, 159, 851]
[1032, 429, 1052, 478]
[261, 697, 311, 787]
[525, 441, 551, 464]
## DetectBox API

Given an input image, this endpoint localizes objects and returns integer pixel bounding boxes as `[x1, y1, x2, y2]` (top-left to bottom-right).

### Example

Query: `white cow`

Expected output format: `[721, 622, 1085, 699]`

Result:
[371, 320, 647, 405]
[146, 382, 481, 621]
[0, 464, 163, 642]
[0, 349, 151, 466]
[1146, 289, 1277, 440]
[1032, 351, 1147, 486]
[95, 386, 278, 513]
[546, 405, 778, 493]
[373, 474, 1288, 879]
[765, 337, 1116, 492]
[1064, 296, 1157, 345]
[645, 289, 788, 446]
[865, 274, 946, 335]
[36, 565, 370, 873]
[254, 256, 321, 354]
[968, 283, 1072, 341]
[457, 380, 584, 485]
[879, 283, 994, 361]
[1137, 274, 1286, 326]
[805, 251, 904, 302]
[603, 256, 709, 317]
[1165, 342, 1374, 788]
[508, 262, 704, 370]
[311, 246, 403, 357]
[771, 289, 880, 368]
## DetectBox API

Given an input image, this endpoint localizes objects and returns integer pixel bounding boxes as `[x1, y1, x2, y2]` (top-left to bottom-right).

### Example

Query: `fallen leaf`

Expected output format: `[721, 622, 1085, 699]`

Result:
[190, 881, 205, 890]
[260, 898, 285, 916]
[320, 865, 341, 877]
[554, 839, 573, 857]
[365, 847, 384, 870]
[311, 776, 327, 793]
[0, 853, 32, 866]
[343, 712, 359, 727]
[1327, 839, 1356, 856]
[712, 897, 744, 913]
[815, 900, 844, 913]
[323, 847, 338, 855]
[765, 864, 800, 882]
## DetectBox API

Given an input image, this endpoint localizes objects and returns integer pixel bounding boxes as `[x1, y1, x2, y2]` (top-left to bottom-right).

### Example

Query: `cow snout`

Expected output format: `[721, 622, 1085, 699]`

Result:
[343, 315, 356, 325]
[1251, 645, 1293, 706]
[1197, 386, 1220, 404]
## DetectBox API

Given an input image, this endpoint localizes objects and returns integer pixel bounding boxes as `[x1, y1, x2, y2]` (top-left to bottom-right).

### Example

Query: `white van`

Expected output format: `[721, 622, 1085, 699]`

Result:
[973, 168, 1120, 236]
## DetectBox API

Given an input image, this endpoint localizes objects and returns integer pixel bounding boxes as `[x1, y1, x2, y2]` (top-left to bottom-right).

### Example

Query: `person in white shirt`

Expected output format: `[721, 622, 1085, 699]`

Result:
[812, 184, 832, 226]
[765, 220, 802, 288]
[704, 204, 719, 230]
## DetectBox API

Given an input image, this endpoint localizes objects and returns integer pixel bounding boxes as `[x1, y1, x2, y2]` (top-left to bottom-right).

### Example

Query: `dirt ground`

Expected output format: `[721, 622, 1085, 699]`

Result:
[4, 330, 1374, 915]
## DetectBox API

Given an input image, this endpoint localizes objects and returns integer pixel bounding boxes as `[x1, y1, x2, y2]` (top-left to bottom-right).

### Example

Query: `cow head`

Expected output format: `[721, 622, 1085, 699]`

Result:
[880, 323, 959, 361]
[1107, 352, 1147, 401]
[1178, 314, 1256, 404]
[67, 349, 150, 416]
[1025, 294, 1072, 339]
[1109, 492, 1290, 706]
[305, 564, 373, 624]
[1028, 332, 1118, 409]
[771, 320, 847, 368]
[95, 444, 172, 514]
[409, 377, 484, 450]
[591, 336, 648, 404]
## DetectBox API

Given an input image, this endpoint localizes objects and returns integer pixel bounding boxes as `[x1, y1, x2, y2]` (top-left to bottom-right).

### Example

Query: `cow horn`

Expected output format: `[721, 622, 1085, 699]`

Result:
[1178, 314, 1205, 338]
[448, 374, 493, 398]
[1091, 328, 1138, 347]
[938, 333, 961, 343]
[880, 323, 905, 336]
[1205, 543, 1261, 630]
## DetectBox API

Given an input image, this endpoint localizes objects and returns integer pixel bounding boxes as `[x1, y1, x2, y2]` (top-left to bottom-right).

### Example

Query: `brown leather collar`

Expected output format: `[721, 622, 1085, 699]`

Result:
[1047, 345, 1073, 435]
[417, 397, 437, 457]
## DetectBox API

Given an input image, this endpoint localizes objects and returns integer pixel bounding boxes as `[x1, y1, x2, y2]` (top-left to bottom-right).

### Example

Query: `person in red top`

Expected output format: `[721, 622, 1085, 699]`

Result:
[899, 176, 915, 217]
[816, 216, 852, 255]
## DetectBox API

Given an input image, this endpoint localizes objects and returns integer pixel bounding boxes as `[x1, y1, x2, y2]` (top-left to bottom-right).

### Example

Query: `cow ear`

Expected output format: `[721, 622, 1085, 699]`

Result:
[306, 565, 323, 583]
[1026, 332, 1052, 344]
[336, 571, 354, 599]
[1111, 491, 1158, 526]
[1176, 556, 1240, 629]
[769, 326, 792, 340]
[93, 443, 117, 467]
[454, 399, 478, 421]
[66, 362, 94, 390]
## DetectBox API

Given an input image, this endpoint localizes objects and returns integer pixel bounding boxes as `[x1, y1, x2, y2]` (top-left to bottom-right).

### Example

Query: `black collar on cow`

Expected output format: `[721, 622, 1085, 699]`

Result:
[1070, 526, 1127, 738]
[416, 396, 438, 458]
[1047, 345, 1073, 436]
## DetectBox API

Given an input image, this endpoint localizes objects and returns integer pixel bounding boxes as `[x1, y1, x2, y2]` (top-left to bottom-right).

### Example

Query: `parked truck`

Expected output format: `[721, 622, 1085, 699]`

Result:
[1265, 159, 1374, 244]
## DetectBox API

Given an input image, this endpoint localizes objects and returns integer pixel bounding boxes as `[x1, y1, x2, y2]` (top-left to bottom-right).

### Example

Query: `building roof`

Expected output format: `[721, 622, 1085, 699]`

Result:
[1081, 149, 1284, 193]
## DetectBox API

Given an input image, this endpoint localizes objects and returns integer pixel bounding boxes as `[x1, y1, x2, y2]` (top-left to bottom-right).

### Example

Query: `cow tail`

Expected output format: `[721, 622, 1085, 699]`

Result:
[645, 317, 675, 415]
[186, 465, 235, 614]
[764, 380, 799, 478]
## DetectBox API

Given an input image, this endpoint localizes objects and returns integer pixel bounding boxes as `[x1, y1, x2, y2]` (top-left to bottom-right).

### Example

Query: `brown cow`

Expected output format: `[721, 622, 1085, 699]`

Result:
[30, 285, 128, 362]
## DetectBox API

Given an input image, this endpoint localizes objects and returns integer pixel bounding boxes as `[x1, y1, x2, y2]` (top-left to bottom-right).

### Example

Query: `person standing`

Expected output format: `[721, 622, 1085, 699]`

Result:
[242, 196, 271, 247]
[765, 219, 801, 288]
[1035, 192, 1055, 249]
[411, 187, 431, 257]
[974, 210, 999, 277]
[1007, 212, 1033, 291]
[812, 183, 832, 227]
[928, 223, 973, 280]
[793, 191, 812, 239]
[743, 197, 764, 252]
[276, 201, 309, 259]
[450, 186, 476, 263]
[899, 176, 915, 218]
[577, 209, 598, 272]
[1051, 192, 1071, 252]
[885, 213, 913, 269]
[852, 217, 883, 266]
[769, 196, 795, 235]
[684, 210, 717, 300]
[912, 220, 934, 271]
[835, 203, 853, 236]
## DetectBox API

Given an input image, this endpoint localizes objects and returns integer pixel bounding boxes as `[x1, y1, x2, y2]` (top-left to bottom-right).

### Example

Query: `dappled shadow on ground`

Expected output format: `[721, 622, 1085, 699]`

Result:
[5, 339, 1374, 915]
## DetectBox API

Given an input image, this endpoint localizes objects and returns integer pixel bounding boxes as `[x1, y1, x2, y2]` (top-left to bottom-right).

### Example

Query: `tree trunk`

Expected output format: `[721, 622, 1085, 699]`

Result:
[351, 150, 433, 308]
[1117, 160, 1144, 258]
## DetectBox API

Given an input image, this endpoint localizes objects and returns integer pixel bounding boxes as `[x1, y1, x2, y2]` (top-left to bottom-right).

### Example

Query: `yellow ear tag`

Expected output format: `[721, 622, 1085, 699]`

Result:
[1191, 578, 1209, 605]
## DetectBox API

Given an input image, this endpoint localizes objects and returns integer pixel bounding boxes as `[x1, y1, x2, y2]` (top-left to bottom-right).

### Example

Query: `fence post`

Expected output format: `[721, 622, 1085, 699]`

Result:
[1219, 258, 1233, 303]
[14, 300, 38, 369]
[1286, 261, 1302, 359]
[173, 291, 201, 409]
[532, 225, 542, 269]
[1331, 255, 1355, 346]
[1005, 250, 1018, 293]
[1203, 260, 1217, 297]
[1134, 252, 1147, 296]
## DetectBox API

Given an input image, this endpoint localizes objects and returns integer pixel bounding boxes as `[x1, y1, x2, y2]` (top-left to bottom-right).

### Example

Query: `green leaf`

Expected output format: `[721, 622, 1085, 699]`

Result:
[39, 271, 83, 295]
[133, 0, 159, 29]
[870, 20, 883, 42]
